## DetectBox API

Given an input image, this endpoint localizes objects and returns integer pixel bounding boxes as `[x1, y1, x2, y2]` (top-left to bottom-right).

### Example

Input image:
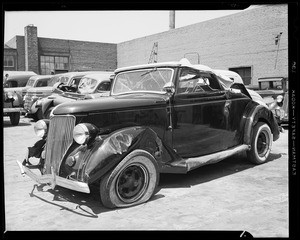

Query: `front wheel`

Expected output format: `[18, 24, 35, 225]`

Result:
[100, 150, 159, 208]
[10, 112, 20, 126]
[247, 122, 272, 164]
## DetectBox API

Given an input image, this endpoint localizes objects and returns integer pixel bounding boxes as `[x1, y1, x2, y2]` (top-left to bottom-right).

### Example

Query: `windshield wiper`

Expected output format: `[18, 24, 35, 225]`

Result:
[140, 67, 157, 77]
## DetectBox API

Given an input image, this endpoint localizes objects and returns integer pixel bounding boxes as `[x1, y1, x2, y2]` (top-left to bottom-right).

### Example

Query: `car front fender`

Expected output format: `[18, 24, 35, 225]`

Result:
[59, 126, 167, 184]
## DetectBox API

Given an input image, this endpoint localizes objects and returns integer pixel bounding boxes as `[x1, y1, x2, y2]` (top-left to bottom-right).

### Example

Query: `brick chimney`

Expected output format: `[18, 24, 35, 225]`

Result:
[24, 24, 39, 73]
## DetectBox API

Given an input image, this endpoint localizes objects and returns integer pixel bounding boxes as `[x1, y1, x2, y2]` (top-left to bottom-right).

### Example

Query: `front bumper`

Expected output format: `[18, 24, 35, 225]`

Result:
[16, 161, 90, 194]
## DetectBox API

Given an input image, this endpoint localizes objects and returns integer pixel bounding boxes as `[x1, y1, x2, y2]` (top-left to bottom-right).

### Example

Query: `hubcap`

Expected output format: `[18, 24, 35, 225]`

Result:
[116, 163, 149, 203]
[257, 130, 269, 157]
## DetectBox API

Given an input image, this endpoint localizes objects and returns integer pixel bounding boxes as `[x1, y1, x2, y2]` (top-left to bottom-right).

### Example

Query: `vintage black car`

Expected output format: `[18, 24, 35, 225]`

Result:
[17, 59, 280, 208]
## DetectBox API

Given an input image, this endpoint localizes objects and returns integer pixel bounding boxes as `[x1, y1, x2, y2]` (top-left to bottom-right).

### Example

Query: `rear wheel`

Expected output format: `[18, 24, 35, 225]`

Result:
[10, 112, 20, 126]
[100, 150, 159, 208]
[247, 122, 272, 164]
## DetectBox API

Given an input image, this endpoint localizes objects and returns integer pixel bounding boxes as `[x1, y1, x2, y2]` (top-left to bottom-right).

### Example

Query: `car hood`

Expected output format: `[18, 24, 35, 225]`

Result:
[27, 86, 53, 93]
[53, 93, 169, 115]
[4, 86, 29, 93]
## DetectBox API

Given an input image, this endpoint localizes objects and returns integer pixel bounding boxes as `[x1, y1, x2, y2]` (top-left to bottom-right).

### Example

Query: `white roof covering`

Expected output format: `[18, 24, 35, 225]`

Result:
[115, 58, 213, 73]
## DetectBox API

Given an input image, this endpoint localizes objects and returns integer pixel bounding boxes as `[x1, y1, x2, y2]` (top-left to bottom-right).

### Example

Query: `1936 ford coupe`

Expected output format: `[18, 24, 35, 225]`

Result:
[17, 59, 280, 208]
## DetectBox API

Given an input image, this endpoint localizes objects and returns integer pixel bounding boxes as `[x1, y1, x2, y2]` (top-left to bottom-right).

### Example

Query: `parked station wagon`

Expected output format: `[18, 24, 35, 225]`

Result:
[17, 59, 280, 208]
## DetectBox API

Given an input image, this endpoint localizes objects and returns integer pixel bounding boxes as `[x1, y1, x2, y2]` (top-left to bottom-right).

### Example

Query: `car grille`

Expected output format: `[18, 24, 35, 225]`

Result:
[44, 115, 76, 175]
[24, 92, 45, 111]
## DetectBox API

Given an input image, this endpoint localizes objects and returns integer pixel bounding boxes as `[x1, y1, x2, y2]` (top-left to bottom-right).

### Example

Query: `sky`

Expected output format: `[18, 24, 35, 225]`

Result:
[4, 6, 259, 44]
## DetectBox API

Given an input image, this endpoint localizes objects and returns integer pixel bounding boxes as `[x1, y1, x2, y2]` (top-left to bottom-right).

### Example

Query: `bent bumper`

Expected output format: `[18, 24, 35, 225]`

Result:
[16, 161, 90, 194]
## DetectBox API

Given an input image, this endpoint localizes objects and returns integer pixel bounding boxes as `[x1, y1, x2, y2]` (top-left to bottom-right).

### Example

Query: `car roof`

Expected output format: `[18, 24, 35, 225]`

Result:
[80, 72, 114, 80]
[28, 75, 53, 81]
[258, 77, 286, 82]
[59, 71, 107, 78]
[5, 74, 35, 81]
[115, 58, 213, 73]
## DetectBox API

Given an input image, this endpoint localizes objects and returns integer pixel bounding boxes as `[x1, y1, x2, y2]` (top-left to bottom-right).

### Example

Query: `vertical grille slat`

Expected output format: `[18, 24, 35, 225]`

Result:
[44, 115, 76, 174]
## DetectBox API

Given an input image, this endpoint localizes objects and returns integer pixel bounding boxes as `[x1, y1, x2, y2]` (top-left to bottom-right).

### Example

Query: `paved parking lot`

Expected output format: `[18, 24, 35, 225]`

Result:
[3, 116, 289, 237]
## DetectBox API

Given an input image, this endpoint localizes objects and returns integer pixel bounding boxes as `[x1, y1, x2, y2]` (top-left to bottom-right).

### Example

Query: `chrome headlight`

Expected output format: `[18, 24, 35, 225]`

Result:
[7, 91, 14, 99]
[276, 95, 283, 103]
[34, 120, 48, 138]
[73, 123, 98, 145]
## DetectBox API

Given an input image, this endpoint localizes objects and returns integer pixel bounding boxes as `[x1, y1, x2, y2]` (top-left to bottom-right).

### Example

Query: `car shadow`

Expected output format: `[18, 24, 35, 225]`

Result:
[158, 152, 282, 189]
[27, 152, 281, 216]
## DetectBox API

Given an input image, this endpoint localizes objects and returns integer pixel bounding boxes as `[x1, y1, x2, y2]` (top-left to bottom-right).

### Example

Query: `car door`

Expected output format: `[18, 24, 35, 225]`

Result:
[172, 67, 238, 158]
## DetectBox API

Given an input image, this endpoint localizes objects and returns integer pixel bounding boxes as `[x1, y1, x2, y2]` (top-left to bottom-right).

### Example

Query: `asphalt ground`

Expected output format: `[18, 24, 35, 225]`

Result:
[3, 116, 289, 237]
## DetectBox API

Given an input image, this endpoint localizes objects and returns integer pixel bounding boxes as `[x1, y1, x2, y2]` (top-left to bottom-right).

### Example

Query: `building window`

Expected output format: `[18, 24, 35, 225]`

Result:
[40, 55, 69, 75]
[229, 67, 252, 85]
[4, 56, 14, 67]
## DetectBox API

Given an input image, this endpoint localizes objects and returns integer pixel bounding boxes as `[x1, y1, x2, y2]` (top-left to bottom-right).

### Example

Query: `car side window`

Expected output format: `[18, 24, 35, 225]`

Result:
[177, 68, 221, 94]
[97, 81, 111, 92]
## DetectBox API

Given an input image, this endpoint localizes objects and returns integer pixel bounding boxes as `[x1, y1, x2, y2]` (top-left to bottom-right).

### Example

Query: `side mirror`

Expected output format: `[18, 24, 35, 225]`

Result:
[163, 82, 175, 95]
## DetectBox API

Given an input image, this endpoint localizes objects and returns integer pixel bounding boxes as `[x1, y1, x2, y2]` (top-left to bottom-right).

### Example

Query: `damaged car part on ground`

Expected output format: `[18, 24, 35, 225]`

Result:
[17, 59, 280, 209]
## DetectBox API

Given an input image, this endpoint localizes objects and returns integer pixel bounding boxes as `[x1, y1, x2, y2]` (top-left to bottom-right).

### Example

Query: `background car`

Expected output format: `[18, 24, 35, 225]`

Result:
[18, 59, 279, 209]
[3, 71, 37, 87]
[3, 72, 38, 126]
[3, 89, 23, 125]
[37, 72, 113, 119]
[256, 77, 288, 125]
[23, 71, 101, 120]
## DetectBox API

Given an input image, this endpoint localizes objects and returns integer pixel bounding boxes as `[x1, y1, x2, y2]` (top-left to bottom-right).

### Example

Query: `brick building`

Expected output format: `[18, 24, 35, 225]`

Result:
[4, 24, 117, 75]
[118, 4, 288, 87]
[4, 4, 288, 87]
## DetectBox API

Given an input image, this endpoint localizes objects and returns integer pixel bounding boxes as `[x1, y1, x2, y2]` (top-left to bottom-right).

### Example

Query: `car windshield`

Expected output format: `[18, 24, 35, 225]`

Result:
[26, 79, 35, 87]
[60, 76, 70, 85]
[78, 77, 98, 94]
[47, 75, 70, 86]
[112, 68, 173, 95]
[260, 80, 282, 90]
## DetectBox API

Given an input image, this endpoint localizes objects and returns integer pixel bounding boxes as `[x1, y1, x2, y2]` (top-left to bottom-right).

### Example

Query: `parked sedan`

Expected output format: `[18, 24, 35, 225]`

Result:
[36, 72, 113, 119]
[17, 59, 280, 209]
[256, 77, 288, 125]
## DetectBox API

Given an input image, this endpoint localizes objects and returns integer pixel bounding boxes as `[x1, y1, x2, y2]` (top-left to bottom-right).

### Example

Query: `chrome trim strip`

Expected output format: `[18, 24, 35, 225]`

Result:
[16, 161, 90, 194]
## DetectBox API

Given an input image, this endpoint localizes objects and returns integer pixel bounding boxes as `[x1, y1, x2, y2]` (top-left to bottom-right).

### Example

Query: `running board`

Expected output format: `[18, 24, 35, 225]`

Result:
[170, 144, 250, 172]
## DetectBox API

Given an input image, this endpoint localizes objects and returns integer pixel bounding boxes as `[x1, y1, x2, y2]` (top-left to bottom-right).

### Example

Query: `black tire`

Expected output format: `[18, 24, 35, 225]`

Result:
[10, 112, 20, 126]
[100, 149, 159, 208]
[247, 122, 272, 164]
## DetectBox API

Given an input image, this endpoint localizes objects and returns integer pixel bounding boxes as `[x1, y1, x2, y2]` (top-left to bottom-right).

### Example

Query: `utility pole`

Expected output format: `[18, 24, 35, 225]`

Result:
[274, 32, 283, 69]
[169, 11, 175, 30]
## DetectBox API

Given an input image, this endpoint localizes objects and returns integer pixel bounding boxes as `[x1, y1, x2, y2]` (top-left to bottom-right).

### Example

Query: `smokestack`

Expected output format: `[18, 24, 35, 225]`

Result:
[169, 11, 175, 30]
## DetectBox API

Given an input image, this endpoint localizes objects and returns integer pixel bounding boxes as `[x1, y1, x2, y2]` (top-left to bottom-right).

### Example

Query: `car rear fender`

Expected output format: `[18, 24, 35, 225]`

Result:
[243, 102, 280, 145]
